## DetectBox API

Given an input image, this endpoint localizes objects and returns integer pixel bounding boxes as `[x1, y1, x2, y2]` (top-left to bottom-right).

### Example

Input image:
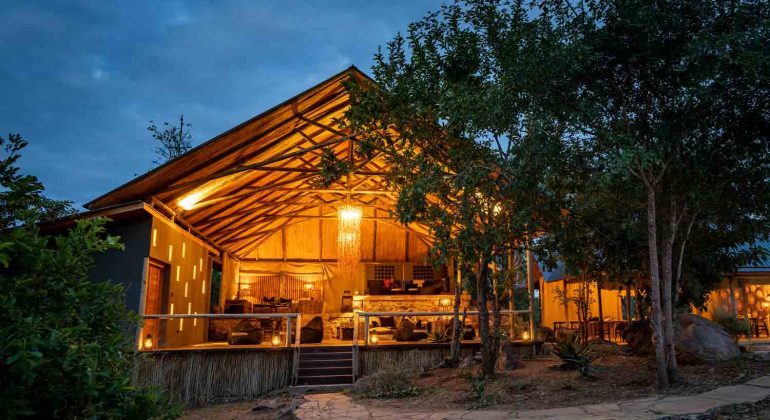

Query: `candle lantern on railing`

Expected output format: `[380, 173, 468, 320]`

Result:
[369, 331, 379, 345]
[143, 334, 154, 350]
[271, 334, 281, 347]
[521, 330, 530, 341]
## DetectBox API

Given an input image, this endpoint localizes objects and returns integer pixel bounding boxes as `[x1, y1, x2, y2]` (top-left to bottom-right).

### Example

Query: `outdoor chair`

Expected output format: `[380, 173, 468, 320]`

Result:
[300, 316, 324, 344]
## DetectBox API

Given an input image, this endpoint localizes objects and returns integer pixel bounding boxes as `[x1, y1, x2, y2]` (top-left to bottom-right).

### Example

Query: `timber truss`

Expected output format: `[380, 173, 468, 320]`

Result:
[86, 66, 431, 259]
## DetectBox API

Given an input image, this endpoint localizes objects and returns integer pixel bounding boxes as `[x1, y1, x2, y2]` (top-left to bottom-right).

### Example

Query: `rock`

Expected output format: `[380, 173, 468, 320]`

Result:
[556, 328, 578, 344]
[675, 314, 739, 364]
[496, 341, 523, 370]
[540, 326, 555, 342]
[588, 338, 621, 355]
[622, 320, 653, 354]
[458, 355, 474, 368]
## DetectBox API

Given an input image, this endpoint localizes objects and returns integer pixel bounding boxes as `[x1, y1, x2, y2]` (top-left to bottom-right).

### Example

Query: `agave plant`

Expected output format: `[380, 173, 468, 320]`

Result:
[428, 327, 451, 343]
[551, 335, 599, 377]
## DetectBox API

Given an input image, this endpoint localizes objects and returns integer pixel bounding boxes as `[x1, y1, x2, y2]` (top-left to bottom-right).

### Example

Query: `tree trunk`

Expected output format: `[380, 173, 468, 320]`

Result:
[597, 280, 605, 341]
[728, 279, 738, 318]
[646, 186, 670, 388]
[449, 262, 463, 364]
[477, 257, 494, 376]
[661, 237, 678, 384]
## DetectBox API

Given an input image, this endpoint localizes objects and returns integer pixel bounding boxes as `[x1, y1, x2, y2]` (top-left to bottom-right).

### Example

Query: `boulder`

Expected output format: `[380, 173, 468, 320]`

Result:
[496, 341, 523, 370]
[675, 314, 739, 364]
[458, 355, 474, 368]
[622, 320, 653, 354]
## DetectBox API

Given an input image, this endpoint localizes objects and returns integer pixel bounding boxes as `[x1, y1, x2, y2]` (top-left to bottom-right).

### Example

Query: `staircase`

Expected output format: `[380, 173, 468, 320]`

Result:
[295, 346, 354, 386]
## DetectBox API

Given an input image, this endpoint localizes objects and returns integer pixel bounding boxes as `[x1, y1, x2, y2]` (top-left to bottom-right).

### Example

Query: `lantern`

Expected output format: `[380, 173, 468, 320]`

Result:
[370, 331, 379, 345]
[271, 334, 281, 347]
[522, 330, 530, 341]
[143, 334, 154, 350]
[337, 204, 362, 273]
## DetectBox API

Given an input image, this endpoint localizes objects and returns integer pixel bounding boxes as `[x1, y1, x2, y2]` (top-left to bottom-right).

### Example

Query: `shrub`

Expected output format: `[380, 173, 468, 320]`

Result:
[712, 313, 751, 342]
[551, 335, 599, 377]
[0, 134, 178, 419]
[351, 370, 420, 399]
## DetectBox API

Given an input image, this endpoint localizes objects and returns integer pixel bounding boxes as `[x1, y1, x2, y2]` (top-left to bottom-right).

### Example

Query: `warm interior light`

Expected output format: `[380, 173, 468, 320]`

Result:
[178, 192, 205, 211]
[241, 283, 250, 290]
[271, 335, 281, 346]
[304, 282, 315, 291]
[522, 330, 530, 341]
[369, 331, 379, 345]
[352, 299, 363, 309]
[337, 204, 363, 272]
[143, 334, 153, 350]
[762, 301, 770, 310]
[439, 297, 452, 307]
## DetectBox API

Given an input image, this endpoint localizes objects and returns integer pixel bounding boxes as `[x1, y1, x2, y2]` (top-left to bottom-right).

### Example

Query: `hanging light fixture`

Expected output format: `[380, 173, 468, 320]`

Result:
[337, 204, 363, 272]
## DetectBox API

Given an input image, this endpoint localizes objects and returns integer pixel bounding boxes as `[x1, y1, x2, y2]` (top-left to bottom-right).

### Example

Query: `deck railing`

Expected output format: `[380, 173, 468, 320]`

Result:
[351, 309, 532, 379]
[140, 313, 302, 350]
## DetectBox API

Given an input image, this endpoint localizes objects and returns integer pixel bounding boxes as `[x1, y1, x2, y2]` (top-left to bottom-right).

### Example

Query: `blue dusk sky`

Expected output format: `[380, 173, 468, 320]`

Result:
[0, 1, 442, 208]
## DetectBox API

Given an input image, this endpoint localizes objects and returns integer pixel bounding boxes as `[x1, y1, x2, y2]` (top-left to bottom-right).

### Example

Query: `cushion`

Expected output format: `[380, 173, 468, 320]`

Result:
[394, 319, 416, 342]
[279, 297, 292, 305]
[380, 316, 395, 328]
[262, 296, 275, 304]
[371, 326, 395, 334]
[300, 316, 324, 344]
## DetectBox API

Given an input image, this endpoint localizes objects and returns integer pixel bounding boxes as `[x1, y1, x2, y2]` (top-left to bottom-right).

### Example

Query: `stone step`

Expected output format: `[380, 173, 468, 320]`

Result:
[296, 374, 353, 386]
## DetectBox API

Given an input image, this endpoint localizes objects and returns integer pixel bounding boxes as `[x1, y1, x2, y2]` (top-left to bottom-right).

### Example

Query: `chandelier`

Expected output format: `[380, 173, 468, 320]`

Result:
[337, 204, 363, 272]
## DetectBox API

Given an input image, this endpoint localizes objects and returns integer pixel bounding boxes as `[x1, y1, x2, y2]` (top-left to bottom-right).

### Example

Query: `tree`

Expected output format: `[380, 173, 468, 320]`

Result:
[340, 0, 566, 375]
[148, 115, 192, 166]
[0, 135, 178, 418]
[543, 0, 770, 387]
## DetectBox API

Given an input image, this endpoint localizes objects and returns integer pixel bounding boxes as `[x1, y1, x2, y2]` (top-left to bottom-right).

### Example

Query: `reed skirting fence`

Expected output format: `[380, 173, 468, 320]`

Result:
[133, 349, 292, 406]
[359, 345, 478, 376]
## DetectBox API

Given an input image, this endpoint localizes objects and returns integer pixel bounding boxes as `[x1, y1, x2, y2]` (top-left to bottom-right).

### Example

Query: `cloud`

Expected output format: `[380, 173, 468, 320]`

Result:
[0, 0, 442, 207]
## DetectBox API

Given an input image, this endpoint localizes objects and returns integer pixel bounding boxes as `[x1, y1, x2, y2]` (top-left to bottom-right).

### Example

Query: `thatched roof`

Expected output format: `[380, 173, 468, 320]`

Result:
[86, 66, 429, 258]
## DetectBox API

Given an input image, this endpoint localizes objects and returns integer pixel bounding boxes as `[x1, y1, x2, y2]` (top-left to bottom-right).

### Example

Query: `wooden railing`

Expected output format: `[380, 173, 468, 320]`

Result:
[351, 309, 532, 380]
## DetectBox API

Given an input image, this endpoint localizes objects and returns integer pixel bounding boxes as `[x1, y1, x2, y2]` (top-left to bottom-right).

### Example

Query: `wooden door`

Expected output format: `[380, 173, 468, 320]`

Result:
[142, 262, 166, 349]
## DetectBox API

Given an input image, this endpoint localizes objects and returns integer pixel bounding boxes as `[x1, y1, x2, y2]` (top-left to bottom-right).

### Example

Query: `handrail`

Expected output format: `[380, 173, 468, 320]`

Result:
[140, 313, 301, 351]
[142, 313, 300, 319]
[356, 309, 529, 317]
[355, 309, 532, 349]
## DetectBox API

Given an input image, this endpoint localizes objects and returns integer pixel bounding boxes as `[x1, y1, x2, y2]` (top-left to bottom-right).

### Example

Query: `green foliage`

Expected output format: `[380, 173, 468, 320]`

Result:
[0, 136, 179, 419]
[0, 134, 74, 229]
[351, 370, 420, 399]
[551, 335, 599, 377]
[465, 373, 494, 409]
[712, 312, 751, 342]
[148, 115, 192, 166]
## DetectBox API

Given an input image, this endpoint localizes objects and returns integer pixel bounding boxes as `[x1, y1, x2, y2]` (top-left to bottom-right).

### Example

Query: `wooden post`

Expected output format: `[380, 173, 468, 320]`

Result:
[597, 281, 605, 340]
[352, 313, 359, 381]
[626, 283, 633, 321]
[364, 315, 369, 348]
[525, 247, 535, 340]
[741, 280, 753, 341]
[286, 316, 292, 348]
[507, 251, 515, 340]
